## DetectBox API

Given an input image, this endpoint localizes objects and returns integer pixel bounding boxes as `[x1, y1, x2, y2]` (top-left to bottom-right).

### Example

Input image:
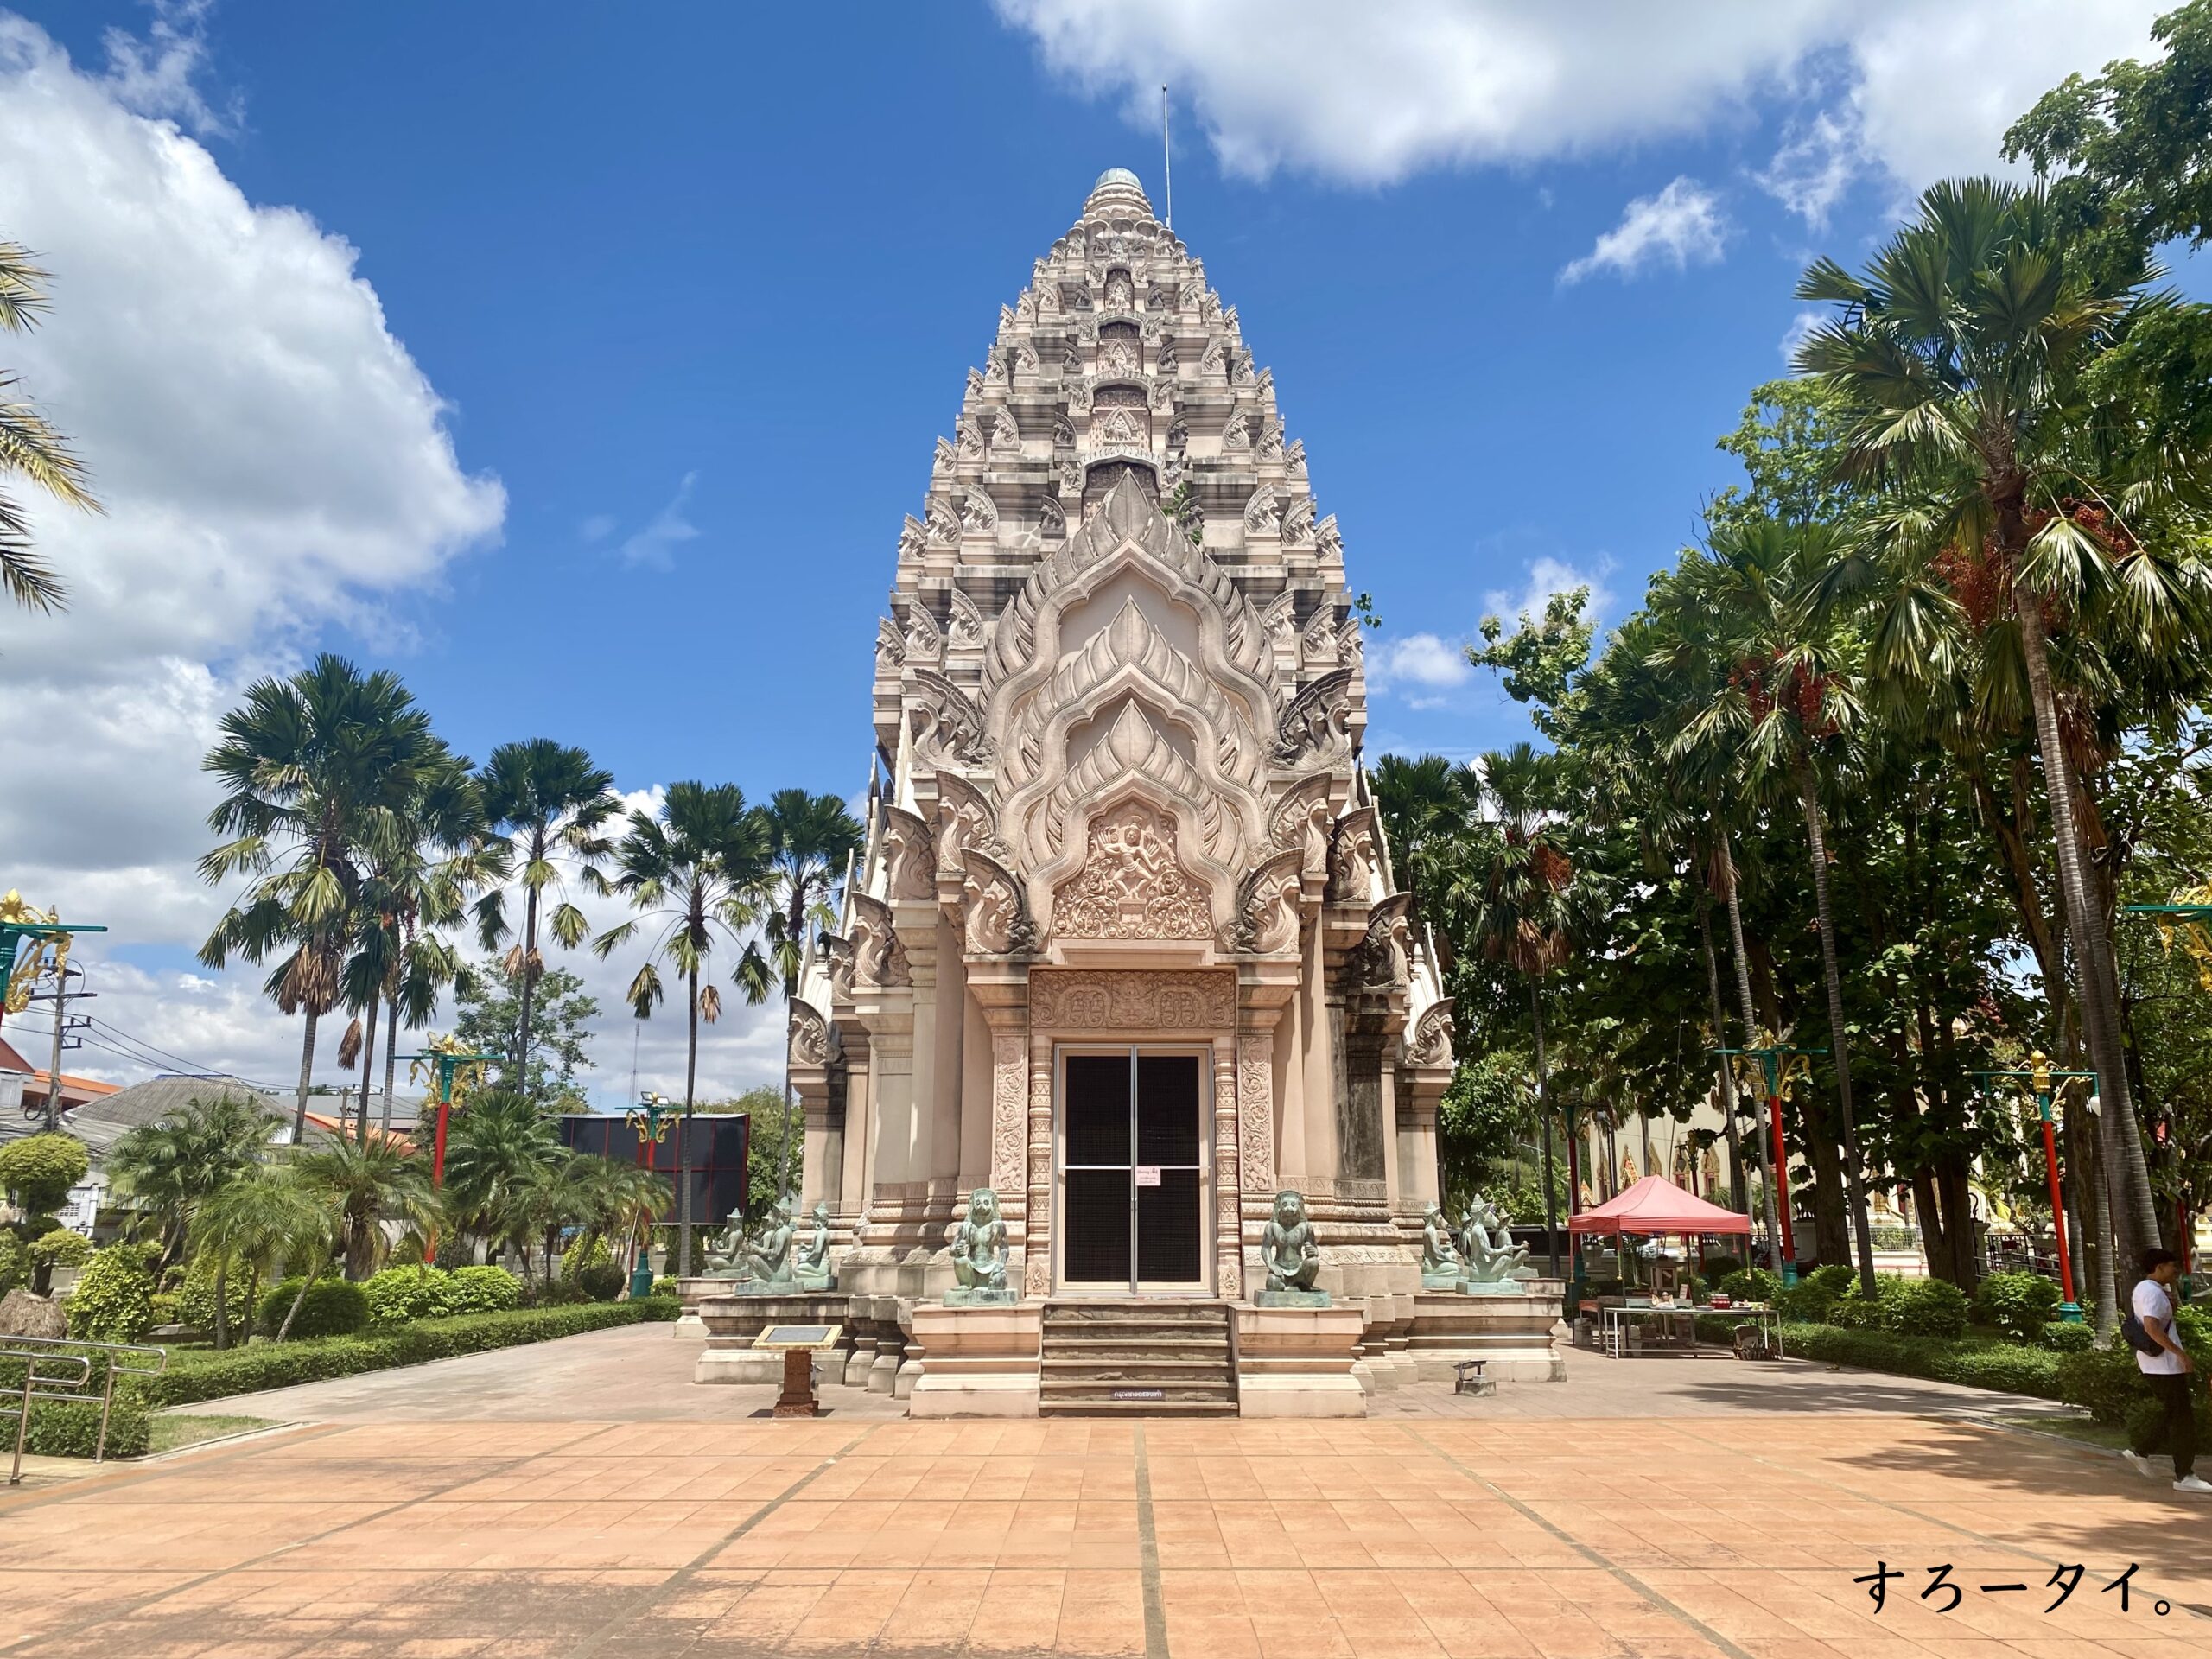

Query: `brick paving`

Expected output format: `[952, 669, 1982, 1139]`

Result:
[1, 1326, 2204, 1657]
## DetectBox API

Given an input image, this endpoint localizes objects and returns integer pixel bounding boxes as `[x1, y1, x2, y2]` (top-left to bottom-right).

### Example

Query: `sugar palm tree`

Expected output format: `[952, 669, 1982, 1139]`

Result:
[105, 1092, 277, 1267]
[1667, 516, 1881, 1295]
[478, 741, 620, 1105]
[200, 655, 443, 1142]
[759, 789, 863, 1204]
[292, 1133, 439, 1281]
[1794, 175, 2204, 1274]
[593, 782, 775, 1276]
[0, 240, 99, 612]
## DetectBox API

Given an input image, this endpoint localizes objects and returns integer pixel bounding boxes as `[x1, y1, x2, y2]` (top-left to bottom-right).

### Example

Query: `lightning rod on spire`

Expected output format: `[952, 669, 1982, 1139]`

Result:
[1161, 84, 1173, 230]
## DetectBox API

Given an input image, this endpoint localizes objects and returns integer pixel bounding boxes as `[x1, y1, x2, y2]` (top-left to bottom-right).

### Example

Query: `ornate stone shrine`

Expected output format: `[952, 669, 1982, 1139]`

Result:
[779, 168, 1552, 1413]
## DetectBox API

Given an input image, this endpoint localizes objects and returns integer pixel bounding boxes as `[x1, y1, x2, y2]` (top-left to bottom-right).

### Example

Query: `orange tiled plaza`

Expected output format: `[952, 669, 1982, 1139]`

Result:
[3, 1324, 2206, 1659]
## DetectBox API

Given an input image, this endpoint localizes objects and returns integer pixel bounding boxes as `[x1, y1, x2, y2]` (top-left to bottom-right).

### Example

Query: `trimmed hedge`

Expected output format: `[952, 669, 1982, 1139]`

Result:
[131, 1297, 680, 1408]
[362, 1264, 522, 1326]
[22, 1392, 149, 1459]
[1694, 1315, 2066, 1399]
[256, 1276, 370, 1338]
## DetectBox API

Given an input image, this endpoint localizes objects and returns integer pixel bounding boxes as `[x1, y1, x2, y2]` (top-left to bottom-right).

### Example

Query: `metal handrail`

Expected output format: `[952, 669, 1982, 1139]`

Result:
[1, 1334, 169, 1484]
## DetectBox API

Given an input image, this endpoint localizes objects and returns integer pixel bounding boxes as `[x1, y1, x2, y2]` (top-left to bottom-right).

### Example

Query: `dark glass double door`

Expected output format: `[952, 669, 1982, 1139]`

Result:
[1061, 1049, 1207, 1291]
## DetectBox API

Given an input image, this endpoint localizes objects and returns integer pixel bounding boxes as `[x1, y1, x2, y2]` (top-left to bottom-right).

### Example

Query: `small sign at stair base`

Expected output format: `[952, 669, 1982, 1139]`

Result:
[1111, 1388, 1165, 1401]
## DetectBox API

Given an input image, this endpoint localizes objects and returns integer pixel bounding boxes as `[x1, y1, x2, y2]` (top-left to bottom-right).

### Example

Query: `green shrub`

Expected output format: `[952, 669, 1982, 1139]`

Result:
[446, 1265, 522, 1313]
[29, 1228, 92, 1271]
[363, 1266, 457, 1326]
[0, 1230, 28, 1296]
[148, 1289, 181, 1328]
[1721, 1320, 2066, 1399]
[2125, 1387, 2212, 1456]
[21, 1390, 149, 1459]
[1773, 1279, 1838, 1322]
[2056, 1344, 2144, 1424]
[1879, 1276, 1970, 1339]
[130, 1298, 682, 1408]
[1806, 1263, 1856, 1296]
[66, 1243, 159, 1344]
[2038, 1319, 2094, 1352]
[178, 1253, 249, 1334]
[1824, 1292, 1886, 1330]
[1700, 1254, 1744, 1281]
[257, 1276, 369, 1338]
[1973, 1271, 2063, 1341]
[0, 1132, 89, 1217]
[650, 1275, 675, 1299]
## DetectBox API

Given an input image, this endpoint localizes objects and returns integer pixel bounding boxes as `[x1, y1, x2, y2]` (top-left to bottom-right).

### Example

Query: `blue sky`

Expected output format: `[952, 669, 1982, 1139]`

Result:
[0, 1, 2190, 1100]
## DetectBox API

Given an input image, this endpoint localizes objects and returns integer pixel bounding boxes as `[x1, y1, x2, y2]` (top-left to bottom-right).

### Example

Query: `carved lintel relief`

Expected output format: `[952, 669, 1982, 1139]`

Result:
[882, 805, 937, 902]
[1051, 798, 1212, 941]
[1404, 998, 1456, 1067]
[1029, 969, 1234, 1031]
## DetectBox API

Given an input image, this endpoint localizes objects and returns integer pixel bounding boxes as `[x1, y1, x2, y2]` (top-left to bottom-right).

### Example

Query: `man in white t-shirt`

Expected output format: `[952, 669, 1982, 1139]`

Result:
[2122, 1249, 2209, 1494]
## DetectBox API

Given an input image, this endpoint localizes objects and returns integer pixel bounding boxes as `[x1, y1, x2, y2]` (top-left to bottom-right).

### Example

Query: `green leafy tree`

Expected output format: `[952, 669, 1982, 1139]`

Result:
[0, 238, 99, 611]
[0, 1130, 87, 1224]
[477, 740, 620, 1104]
[593, 782, 777, 1274]
[451, 959, 599, 1108]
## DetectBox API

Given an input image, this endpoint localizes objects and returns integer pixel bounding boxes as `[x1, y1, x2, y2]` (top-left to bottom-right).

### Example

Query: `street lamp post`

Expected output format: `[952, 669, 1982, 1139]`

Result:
[397, 1045, 499, 1264]
[625, 1092, 678, 1296]
[1714, 1045, 1825, 1287]
[1974, 1054, 2093, 1323]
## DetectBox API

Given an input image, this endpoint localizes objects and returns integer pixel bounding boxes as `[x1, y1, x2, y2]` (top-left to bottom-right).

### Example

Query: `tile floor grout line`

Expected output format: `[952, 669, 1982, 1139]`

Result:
[1399, 1424, 1759, 1659]
[0, 1434, 556, 1656]
[1667, 1417, 2212, 1627]
[0, 1420, 344, 1517]
[1131, 1425, 1171, 1659]
[558, 1421, 889, 1659]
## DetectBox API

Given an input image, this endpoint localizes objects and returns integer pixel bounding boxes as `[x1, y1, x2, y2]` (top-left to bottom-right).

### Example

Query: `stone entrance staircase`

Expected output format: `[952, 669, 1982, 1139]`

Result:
[1039, 1300, 1238, 1416]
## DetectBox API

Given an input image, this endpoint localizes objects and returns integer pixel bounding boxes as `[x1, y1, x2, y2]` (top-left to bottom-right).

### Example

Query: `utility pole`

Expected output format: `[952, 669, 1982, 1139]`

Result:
[26, 964, 93, 1131]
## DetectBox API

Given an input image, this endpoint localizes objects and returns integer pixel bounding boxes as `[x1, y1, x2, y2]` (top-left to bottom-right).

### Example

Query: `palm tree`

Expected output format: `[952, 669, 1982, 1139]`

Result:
[200, 655, 444, 1141]
[0, 240, 99, 612]
[431, 1088, 556, 1260]
[593, 782, 776, 1276]
[478, 741, 620, 1106]
[758, 789, 863, 1204]
[1465, 744, 1578, 1277]
[105, 1092, 276, 1266]
[1668, 517, 1882, 1296]
[194, 1166, 336, 1346]
[292, 1134, 440, 1281]
[1794, 175, 2203, 1275]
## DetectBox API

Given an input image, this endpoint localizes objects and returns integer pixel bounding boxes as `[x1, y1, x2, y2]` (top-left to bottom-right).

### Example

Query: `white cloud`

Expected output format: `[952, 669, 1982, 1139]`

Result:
[1376, 632, 1471, 690]
[579, 512, 616, 543]
[1778, 308, 1822, 365]
[1756, 109, 1860, 227]
[1560, 177, 1728, 285]
[1485, 556, 1613, 626]
[994, 1, 2167, 192]
[0, 13, 503, 1089]
[614, 471, 701, 571]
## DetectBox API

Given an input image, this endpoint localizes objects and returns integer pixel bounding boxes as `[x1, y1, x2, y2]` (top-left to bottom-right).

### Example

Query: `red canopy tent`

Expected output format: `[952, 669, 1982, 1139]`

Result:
[1567, 1175, 1751, 1237]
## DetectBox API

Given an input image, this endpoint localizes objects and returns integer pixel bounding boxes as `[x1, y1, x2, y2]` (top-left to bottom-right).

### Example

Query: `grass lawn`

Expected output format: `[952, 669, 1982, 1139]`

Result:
[1991, 1412, 2129, 1452]
[144, 1414, 283, 1455]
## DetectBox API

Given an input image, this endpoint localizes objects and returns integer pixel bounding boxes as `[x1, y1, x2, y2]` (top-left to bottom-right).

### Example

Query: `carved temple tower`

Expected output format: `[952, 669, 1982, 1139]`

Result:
[788, 168, 1455, 1360]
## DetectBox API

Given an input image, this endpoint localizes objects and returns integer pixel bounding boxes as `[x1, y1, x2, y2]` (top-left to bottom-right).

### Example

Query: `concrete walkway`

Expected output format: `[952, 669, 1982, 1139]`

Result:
[0, 1325, 2199, 1658]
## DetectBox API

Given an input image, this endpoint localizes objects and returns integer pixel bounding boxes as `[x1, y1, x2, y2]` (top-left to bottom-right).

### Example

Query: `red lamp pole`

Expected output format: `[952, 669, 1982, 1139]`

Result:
[2030, 1053, 2082, 1321]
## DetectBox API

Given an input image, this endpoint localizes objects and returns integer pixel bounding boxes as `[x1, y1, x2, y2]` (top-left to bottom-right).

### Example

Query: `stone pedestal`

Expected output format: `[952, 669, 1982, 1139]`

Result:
[1405, 1282, 1566, 1382]
[694, 1290, 852, 1385]
[905, 1301, 1043, 1418]
[674, 1274, 745, 1338]
[1231, 1302, 1366, 1417]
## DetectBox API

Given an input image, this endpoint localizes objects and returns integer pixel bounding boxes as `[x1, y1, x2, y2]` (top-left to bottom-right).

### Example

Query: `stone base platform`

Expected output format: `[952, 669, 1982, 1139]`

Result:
[1232, 1303, 1366, 1417]
[905, 1301, 1043, 1418]
[1404, 1283, 1567, 1383]
[695, 1290, 853, 1385]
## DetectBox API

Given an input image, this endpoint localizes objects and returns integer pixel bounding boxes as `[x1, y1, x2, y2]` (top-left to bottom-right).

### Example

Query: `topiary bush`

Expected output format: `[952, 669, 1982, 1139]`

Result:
[445, 1264, 522, 1314]
[1972, 1270, 2063, 1341]
[2038, 1319, 2094, 1352]
[0, 1132, 89, 1220]
[1878, 1275, 1970, 1339]
[66, 1243, 159, 1343]
[258, 1276, 370, 1338]
[30, 1228, 92, 1271]
[178, 1252, 249, 1336]
[363, 1266, 458, 1326]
